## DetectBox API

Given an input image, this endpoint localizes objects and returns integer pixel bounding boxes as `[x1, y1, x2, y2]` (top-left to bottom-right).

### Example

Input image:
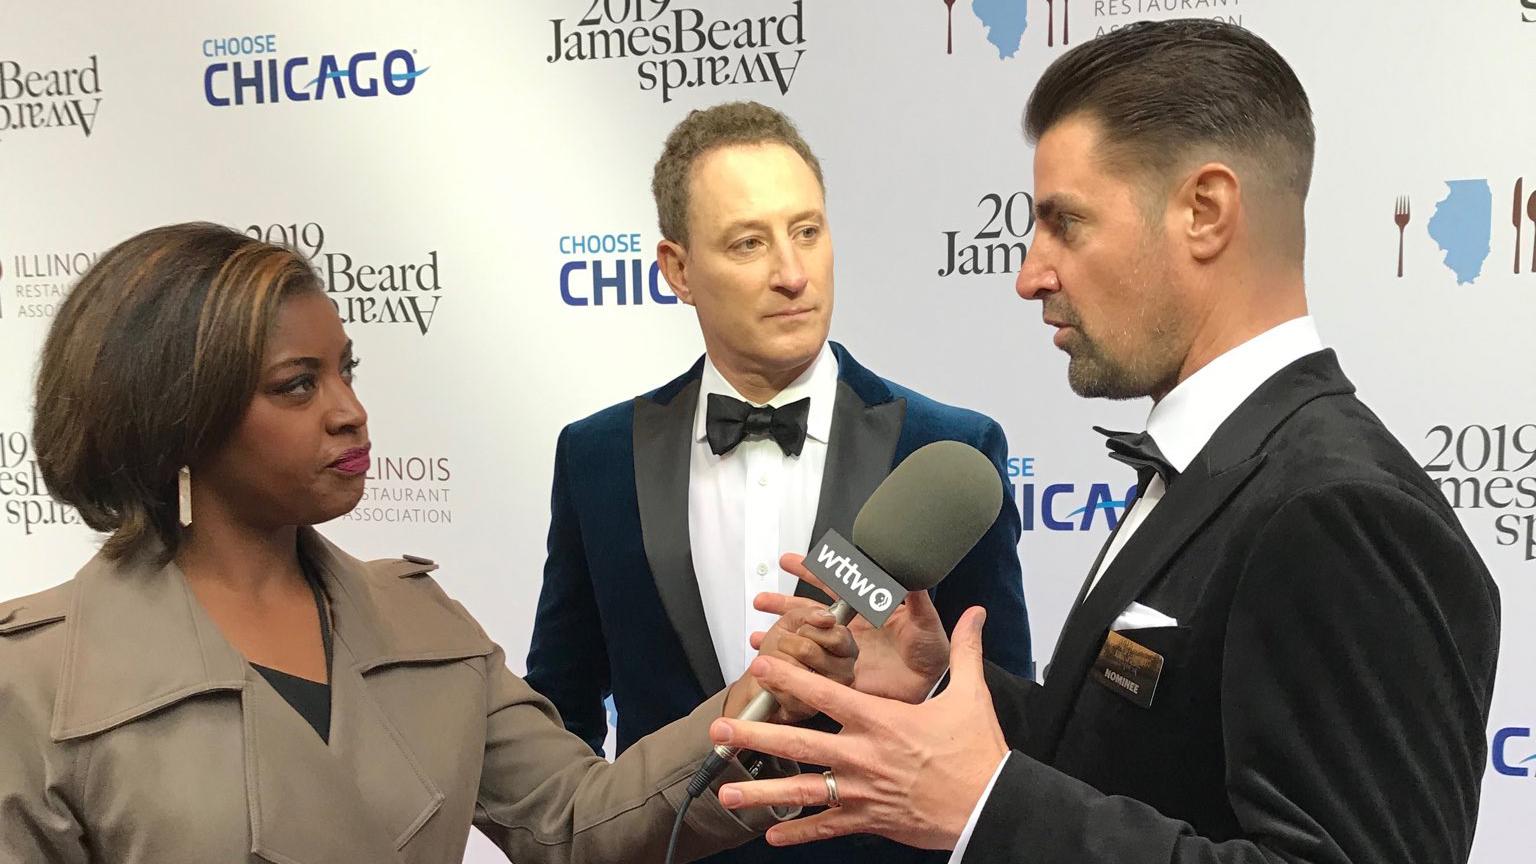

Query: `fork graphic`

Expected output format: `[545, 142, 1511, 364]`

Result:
[1394, 196, 1411, 278]
[943, 0, 956, 54]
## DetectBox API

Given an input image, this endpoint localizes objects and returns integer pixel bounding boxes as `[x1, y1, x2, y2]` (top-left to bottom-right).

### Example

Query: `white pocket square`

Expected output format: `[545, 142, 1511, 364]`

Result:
[1112, 600, 1179, 631]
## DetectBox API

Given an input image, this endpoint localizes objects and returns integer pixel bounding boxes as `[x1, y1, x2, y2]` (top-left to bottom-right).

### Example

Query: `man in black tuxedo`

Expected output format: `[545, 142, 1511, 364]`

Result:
[700, 19, 1502, 864]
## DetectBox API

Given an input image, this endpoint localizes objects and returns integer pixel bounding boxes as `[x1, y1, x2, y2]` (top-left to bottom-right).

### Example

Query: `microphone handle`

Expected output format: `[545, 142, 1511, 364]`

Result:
[695, 598, 857, 789]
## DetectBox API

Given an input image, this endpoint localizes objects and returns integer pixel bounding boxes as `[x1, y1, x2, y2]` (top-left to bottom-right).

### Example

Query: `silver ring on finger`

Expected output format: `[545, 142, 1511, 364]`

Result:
[822, 769, 842, 808]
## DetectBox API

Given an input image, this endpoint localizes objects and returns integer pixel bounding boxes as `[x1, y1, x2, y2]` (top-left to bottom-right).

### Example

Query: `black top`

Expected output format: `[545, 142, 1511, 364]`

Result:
[251, 663, 330, 742]
[251, 559, 334, 743]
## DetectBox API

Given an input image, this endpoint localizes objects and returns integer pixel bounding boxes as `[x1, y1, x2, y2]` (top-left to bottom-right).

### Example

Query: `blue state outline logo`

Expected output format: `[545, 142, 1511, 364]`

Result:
[945, 0, 1032, 58]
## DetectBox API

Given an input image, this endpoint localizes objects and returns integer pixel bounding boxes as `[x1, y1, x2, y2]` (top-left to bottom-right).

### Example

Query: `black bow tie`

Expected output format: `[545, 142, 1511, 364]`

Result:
[706, 394, 811, 457]
[1095, 426, 1179, 491]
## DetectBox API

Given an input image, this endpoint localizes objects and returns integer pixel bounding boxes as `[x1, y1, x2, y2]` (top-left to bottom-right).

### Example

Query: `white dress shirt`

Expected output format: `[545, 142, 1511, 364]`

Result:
[948, 316, 1325, 863]
[1084, 315, 1325, 600]
[689, 342, 838, 684]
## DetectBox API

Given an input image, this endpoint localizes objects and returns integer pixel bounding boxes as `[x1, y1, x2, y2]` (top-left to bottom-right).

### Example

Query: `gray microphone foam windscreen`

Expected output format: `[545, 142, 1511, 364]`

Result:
[851, 440, 1004, 592]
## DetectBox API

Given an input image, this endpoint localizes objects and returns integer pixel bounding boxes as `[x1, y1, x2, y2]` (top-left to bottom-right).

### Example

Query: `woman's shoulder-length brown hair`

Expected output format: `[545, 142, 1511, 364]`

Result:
[33, 222, 322, 562]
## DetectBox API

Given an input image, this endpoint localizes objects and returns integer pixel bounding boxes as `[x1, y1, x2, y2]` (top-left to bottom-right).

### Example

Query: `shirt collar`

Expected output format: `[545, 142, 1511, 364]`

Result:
[1146, 316, 1324, 472]
[693, 341, 838, 446]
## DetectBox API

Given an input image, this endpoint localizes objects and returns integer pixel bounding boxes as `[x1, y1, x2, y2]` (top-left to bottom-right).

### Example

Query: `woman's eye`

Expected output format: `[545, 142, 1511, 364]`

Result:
[276, 375, 315, 395]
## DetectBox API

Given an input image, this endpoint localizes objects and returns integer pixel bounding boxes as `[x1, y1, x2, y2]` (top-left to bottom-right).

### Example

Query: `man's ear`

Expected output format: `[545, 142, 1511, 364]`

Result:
[657, 239, 694, 306]
[1177, 162, 1241, 262]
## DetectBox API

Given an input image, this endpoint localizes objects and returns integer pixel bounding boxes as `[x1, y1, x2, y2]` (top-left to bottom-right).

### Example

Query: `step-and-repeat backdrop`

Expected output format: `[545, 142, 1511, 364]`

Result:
[2, 2, 1532, 860]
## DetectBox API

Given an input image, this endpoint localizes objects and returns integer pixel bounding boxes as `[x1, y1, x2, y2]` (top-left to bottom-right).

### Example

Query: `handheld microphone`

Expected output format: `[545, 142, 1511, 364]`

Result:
[687, 440, 1005, 793]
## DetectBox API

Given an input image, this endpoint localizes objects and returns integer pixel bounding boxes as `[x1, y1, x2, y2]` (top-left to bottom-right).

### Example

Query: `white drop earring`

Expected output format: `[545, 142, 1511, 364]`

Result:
[178, 465, 193, 527]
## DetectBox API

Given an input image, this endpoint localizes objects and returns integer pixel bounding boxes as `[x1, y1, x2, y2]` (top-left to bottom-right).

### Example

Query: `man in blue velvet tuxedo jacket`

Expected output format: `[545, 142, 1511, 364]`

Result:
[523, 102, 1033, 864]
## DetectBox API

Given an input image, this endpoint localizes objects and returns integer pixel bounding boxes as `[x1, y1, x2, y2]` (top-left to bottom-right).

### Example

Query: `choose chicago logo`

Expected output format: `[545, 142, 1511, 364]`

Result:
[1492, 726, 1536, 778]
[1010, 455, 1138, 533]
[557, 230, 678, 307]
[243, 221, 443, 335]
[202, 34, 428, 107]
[544, 0, 806, 104]
[0, 54, 103, 141]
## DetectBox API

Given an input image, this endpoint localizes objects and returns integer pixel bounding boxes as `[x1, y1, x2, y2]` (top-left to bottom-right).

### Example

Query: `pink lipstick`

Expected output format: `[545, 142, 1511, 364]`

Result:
[329, 445, 371, 476]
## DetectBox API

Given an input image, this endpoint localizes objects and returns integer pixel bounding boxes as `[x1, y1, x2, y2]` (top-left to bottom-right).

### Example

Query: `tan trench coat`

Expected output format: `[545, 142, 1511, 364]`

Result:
[0, 529, 787, 863]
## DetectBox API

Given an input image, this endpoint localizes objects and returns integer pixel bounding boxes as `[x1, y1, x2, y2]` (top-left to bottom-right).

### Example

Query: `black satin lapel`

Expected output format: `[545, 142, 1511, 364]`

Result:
[796, 382, 905, 603]
[633, 382, 727, 695]
[1033, 454, 1263, 760]
[1070, 513, 1129, 612]
[1037, 512, 1132, 682]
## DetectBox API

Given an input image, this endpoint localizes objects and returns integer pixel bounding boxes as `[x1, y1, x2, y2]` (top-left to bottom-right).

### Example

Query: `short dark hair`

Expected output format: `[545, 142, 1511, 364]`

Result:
[33, 222, 322, 562]
[651, 101, 824, 244]
[1025, 19, 1315, 201]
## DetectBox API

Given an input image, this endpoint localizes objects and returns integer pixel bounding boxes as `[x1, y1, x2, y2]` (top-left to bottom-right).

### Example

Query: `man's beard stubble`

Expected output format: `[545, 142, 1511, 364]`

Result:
[1050, 276, 1184, 401]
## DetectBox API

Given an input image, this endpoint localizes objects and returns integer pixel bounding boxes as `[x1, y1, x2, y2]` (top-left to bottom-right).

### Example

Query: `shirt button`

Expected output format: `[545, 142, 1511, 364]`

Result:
[758, 475, 769, 487]
[756, 563, 769, 576]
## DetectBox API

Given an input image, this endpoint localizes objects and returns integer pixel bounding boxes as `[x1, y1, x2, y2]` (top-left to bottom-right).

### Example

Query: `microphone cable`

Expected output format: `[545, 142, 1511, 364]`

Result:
[665, 749, 728, 864]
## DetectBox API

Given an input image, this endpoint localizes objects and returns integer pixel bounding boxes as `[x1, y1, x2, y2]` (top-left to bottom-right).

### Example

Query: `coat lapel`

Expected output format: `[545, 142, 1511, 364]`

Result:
[248, 534, 467, 862]
[1033, 349, 1356, 761]
[50, 550, 248, 742]
[629, 345, 906, 680]
[52, 532, 473, 864]
[241, 652, 418, 864]
[1065, 507, 1131, 616]
[799, 348, 905, 602]
[633, 370, 728, 695]
[240, 534, 475, 863]
[1033, 453, 1263, 757]
[1037, 508, 1136, 684]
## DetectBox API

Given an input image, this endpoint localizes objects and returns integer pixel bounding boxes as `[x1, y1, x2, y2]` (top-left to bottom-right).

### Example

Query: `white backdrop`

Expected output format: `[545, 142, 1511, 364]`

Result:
[1, 2, 1532, 861]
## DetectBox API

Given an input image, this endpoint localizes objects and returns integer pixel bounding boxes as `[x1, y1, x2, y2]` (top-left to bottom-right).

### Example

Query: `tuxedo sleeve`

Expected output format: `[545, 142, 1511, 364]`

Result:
[963, 481, 1500, 864]
[523, 426, 614, 756]
[983, 660, 1039, 754]
[932, 419, 1033, 679]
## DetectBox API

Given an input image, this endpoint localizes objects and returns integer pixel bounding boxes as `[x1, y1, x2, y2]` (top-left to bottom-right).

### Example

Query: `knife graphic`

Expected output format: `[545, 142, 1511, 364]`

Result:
[1515, 178, 1524, 275]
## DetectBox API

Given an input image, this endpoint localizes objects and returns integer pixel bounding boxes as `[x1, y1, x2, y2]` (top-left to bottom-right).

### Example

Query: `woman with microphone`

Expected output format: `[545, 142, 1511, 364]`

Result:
[0, 223, 856, 864]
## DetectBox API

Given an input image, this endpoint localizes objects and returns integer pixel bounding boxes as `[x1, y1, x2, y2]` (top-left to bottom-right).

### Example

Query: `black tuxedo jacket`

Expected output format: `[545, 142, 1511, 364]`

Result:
[968, 350, 1500, 864]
